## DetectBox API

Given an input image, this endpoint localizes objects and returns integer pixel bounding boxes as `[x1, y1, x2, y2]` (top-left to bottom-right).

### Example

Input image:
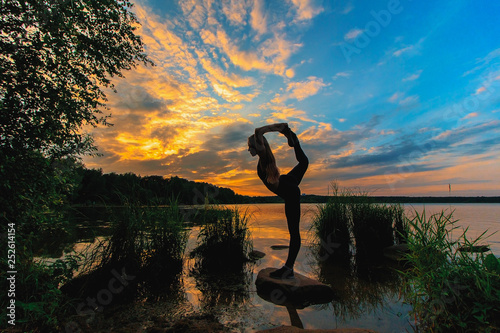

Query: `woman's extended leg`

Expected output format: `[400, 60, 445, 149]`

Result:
[287, 134, 308, 185]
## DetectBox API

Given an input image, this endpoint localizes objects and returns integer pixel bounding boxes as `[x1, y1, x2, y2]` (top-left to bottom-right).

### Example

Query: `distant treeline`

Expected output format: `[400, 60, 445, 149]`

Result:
[72, 168, 249, 205]
[239, 195, 500, 204]
[72, 168, 500, 205]
[300, 195, 500, 204]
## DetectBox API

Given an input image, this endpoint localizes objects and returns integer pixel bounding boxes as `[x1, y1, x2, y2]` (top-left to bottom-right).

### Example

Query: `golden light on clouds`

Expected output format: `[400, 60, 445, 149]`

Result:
[82, 1, 500, 197]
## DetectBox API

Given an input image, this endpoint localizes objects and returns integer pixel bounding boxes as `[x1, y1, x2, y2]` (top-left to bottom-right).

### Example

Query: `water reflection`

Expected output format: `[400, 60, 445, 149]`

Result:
[49, 204, 418, 331]
[314, 257, 406, 324]
[189, 261, 253, 310]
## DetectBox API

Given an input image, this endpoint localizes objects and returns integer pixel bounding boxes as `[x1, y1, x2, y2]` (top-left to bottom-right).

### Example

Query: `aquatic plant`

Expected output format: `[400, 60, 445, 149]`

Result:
[190, 206, 253, 272]
[310, 182, 407, 264]
[351, 202, 398, 261]
[310, 183, 352, 263]
[62, 197, 189, 302]
[402, 210, 500, 332]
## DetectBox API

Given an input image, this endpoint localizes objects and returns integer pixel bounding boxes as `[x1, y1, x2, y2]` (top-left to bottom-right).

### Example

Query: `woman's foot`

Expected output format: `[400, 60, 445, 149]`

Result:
[269, 265, 295, 279]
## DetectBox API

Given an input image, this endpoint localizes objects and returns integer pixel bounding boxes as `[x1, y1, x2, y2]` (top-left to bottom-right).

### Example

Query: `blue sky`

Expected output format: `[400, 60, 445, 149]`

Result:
[83, 0, 500, 196]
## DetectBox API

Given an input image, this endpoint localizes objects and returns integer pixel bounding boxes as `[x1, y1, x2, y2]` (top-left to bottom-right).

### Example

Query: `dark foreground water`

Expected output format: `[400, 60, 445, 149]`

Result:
[41, 203, 500, 332]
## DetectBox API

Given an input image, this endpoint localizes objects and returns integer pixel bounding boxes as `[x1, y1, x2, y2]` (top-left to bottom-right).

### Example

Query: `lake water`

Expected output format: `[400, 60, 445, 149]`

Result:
[50, 202, 500, 332]
[402, 203, 500, 255]
[186, 202, 499, 332]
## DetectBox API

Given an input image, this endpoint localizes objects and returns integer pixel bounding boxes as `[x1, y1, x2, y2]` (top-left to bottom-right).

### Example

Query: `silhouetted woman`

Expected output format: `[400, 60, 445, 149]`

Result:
[248, 123, 308, 279]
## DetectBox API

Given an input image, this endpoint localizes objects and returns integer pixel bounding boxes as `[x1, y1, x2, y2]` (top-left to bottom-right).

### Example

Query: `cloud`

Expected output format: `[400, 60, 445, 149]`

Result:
[179, 0, 208, 30]
[222, 0, 250, 26]
[271, 77, 328, 103]
[268, 105, 318, 124]
[475, 86, 487, 95]
[196, 50, 256, 88]
[388, 92, 419, 106]
[289, 0, 323, 21]
[200, 27, 297, 77]
[388, 92, 401, 103]
[316, 120, 500, 190]
[113, 84, 169, 111]
[399, 95, 419, 106]
[250, 0, 267, 36]
[344, 28, 364, 41]
[463, 48, 500, 77]
[392, 38, 425, 58]
[341, 3, 354, 14]
[462, 112, 479, 120]
[403, 70, 423, 82]
[333, 71, 351, 80]
[83, 1, 500, 197]
[211, 82, 258, 102]
[286, 77, 328, 100]
[393, 45, 414, 57]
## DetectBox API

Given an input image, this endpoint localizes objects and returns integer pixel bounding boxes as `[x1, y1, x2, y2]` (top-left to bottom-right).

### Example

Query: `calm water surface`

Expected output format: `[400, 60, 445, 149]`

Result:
[403, 203, 500, 254]
[53, 203, 500, 332]
[187, 203, 412, 332]
[185, 203, 500, 332]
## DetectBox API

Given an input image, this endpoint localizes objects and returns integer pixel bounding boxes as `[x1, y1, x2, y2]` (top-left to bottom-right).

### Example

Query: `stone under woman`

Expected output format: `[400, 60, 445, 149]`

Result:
[248, 123, 309, 279]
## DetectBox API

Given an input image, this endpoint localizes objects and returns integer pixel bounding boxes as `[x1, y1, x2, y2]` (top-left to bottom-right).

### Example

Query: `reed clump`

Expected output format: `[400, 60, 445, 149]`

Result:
[190, 206, 253, 272]
[63, 198, 189, 299]
[402, 210, 500, 332]
[310, 183, 352, 263]
[310, 182, 407, 264]
[351, 202, 405, 260]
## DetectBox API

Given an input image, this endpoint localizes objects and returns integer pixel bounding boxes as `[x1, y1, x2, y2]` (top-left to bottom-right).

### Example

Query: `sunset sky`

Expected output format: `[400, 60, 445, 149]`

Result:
[83, 0, 500, 197]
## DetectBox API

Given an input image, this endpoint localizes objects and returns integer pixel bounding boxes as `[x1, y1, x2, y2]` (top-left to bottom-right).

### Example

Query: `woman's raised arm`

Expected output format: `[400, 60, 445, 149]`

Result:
[254, 123, 289, 150]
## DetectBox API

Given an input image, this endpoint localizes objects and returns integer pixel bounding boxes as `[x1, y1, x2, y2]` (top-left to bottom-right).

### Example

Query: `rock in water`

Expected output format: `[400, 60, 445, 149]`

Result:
[271, 245, 290, 250]
[255, 268, 336, 308]
[249, 250, 266, 260]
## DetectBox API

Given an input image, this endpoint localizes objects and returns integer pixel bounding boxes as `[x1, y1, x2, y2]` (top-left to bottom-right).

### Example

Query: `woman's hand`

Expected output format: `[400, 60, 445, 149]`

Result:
[256, 123, 288, 135]
[253, 123, 289, 152]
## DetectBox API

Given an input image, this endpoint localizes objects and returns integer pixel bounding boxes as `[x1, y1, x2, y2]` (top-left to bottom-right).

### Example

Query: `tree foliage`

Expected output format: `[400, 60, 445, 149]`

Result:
[0, 0, 152, 228]
[0, 0, 152, 156]
[0, 2, 152, 329]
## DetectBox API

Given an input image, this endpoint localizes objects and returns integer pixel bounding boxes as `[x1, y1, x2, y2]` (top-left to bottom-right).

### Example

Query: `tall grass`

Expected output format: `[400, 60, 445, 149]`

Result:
[310, 183, 352, 263]
[310, 183, 406, 264]
[351, 203, 404, 261]
[189, 206, 253, 310]
[190, 206, 253, 272]
[63, 198, 189, 299]
[402, 210, 500, 332]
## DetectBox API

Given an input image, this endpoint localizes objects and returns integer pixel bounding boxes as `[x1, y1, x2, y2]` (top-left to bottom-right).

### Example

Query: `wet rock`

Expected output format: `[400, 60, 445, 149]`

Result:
[271, 245, 290, 250]
[255, 268, 336, 308]
[249, 250, 266, 260]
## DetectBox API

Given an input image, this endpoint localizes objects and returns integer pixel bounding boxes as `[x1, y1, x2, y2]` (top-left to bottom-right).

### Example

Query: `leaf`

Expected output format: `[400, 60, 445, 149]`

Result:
[484, 254, 500, 274]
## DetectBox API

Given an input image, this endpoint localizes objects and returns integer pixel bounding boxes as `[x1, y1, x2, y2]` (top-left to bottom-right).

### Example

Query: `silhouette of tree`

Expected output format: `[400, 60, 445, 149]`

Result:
[0, 0, 152, 156]
[0, 0, 152, 232]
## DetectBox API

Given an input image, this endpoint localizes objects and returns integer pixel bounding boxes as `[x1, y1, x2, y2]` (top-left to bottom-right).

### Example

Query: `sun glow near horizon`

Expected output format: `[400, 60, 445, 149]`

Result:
[83, 0, 500, 197]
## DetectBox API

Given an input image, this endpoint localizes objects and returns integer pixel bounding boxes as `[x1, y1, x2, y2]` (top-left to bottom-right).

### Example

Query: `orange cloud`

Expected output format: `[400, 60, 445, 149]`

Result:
[250, 0, 267, 36]
[289, 0, 323, 21]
